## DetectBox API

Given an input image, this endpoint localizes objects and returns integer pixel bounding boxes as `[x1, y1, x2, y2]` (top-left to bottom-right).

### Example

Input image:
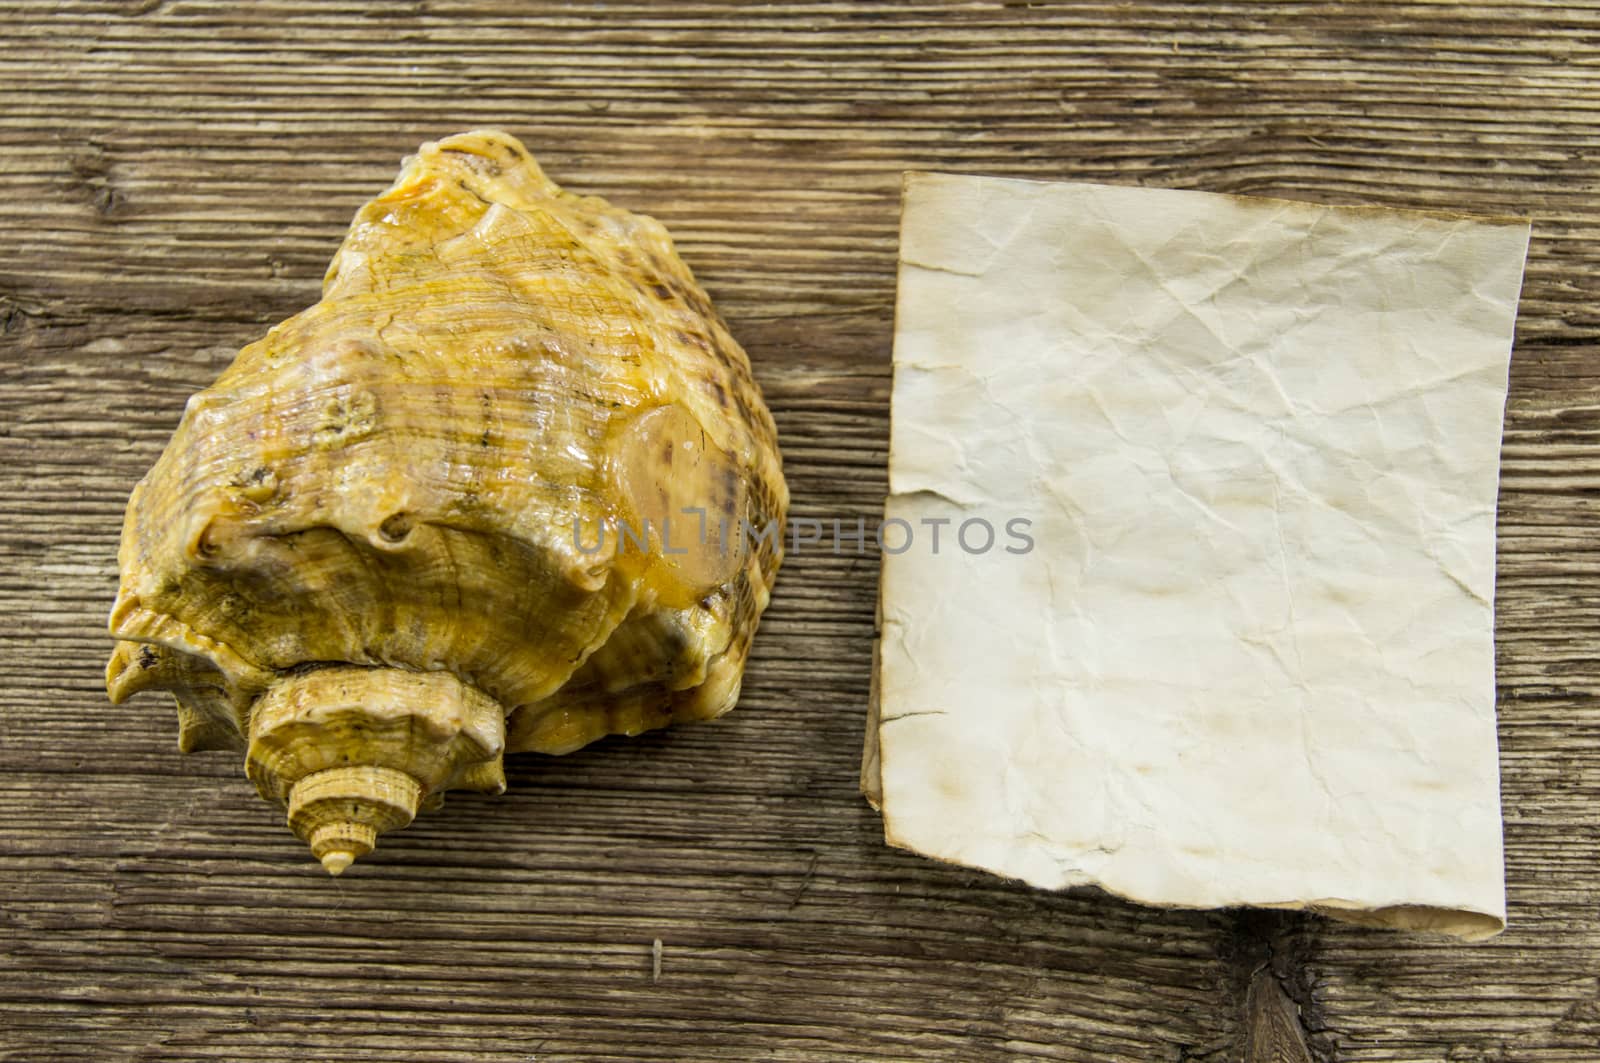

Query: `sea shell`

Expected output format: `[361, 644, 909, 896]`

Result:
[105, 131, 788, 874]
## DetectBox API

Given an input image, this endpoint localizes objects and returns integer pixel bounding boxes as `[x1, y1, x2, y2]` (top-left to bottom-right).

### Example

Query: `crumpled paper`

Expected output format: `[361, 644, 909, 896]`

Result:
[866, 172, 1530, 940]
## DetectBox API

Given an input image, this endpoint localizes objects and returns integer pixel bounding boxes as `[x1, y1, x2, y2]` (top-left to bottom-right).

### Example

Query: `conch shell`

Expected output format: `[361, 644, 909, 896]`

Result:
[106, 131, 787, 874]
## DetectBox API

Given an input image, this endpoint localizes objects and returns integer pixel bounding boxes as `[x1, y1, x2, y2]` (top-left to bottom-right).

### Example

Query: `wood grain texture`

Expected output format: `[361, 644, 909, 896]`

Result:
[2, 1, 1598, 1059]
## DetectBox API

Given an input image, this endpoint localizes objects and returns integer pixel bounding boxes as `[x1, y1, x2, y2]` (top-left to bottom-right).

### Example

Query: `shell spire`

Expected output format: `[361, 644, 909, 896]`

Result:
[106, 131, 788, 872]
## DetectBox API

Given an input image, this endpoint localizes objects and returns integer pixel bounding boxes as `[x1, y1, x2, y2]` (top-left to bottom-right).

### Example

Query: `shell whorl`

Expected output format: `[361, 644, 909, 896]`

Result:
[106, 131, 788, 871]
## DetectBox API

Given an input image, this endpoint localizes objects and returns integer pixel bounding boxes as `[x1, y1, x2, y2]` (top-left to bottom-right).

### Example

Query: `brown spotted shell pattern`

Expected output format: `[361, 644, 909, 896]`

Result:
[106, 131, 788, 873]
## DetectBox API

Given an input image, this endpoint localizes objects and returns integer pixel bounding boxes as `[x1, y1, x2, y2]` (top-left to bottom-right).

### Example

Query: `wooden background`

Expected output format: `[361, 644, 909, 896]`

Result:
[2, 2, 1597, 1060]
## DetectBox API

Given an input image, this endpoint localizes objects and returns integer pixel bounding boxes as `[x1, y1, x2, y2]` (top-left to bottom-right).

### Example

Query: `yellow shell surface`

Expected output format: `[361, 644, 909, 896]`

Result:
[105, 131, 788, 872]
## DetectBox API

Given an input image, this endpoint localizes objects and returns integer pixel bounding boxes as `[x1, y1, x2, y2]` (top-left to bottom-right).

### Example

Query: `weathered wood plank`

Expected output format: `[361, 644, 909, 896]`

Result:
[3, 2, 1600, 1060]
